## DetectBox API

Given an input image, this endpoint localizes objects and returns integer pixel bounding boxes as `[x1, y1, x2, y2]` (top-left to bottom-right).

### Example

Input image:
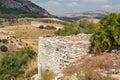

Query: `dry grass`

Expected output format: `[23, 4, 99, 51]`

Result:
[24, 57, 38, 78]
[21, 39, 38, 52]
[63, 53, 120, 80]
[2, 25, 55, 38]
[2, 25, 55, 52]
[15, 57, 38, 80]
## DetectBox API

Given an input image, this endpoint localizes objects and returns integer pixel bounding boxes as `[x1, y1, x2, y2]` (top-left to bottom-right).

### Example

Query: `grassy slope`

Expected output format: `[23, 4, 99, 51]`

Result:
[2, 25, 55, 52]
[2, 25, 55, 38]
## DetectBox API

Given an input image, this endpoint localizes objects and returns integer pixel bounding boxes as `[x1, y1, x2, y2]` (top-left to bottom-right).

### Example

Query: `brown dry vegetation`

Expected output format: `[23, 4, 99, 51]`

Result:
[63, 53, 120, 80]
[24, 57, 38, 78]
[2, 25, 55, 53]
[0, 18, 65, 27]
[21, 39, 38, 52]
[2, 25, 55, 38]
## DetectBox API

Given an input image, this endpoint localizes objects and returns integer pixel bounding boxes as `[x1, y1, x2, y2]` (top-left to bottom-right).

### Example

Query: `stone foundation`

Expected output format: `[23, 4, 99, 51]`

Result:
[38, 34, 91, 73]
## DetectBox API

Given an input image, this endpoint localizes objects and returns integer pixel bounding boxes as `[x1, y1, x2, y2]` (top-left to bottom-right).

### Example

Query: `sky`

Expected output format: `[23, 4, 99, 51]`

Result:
[30, 0, 120, 16]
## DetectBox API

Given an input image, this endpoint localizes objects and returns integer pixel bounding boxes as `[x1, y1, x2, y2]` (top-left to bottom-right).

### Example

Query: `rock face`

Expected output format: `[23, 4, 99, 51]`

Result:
[38, 34, 91, 73]
[0, 0, 50, 17]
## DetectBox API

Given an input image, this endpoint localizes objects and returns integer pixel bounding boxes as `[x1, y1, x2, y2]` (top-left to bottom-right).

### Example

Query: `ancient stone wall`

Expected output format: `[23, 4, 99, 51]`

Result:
[38, 34, 91, 73]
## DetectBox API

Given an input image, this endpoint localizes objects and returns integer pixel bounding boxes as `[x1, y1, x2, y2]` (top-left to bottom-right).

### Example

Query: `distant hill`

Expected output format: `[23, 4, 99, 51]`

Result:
[0, 0, 53, 18]
[61, 10, 109, 21]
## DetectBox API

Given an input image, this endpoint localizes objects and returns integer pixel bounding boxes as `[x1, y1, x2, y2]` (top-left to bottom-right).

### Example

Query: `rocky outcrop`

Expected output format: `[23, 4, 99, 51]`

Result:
[38, 34, 91, 74]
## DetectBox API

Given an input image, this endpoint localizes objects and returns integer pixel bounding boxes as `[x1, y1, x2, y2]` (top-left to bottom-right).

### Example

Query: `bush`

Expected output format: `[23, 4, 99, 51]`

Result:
[2, 39, 8, 44]
[55, 22, 81, 36]
[79, 19, 97, 34]
[0, 47, 36, 79]
[90, 13, 120, 55]
[38, 25, 57, 30]
[0, 45, 8, 52]
[42, 70, 55, 80]
[55, 20, 97, 36]
[45, 26, 57, 30]
[39, 26, 44, 29]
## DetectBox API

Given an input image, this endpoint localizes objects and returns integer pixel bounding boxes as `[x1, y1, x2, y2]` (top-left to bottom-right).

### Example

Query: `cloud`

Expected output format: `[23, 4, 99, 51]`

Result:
[46, 1, 60, 6]
[67, 2, 80, 7]
[102, 4, 120, 12]
[83, 0, 108, 3]
[31, 0, 60, 7]
[57, 0, 79, 2]
[102, 5, 112, 9]
[30, 0, 120, 16]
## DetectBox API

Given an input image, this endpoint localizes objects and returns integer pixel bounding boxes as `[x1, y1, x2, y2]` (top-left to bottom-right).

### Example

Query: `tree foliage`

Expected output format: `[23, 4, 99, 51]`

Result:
[90, 13, 120, 55]
[0, 47, 36, 79]
[55, 19, 97, 36]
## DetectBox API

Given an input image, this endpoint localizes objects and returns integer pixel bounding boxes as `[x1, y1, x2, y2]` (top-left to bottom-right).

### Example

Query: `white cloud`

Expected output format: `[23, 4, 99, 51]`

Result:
[83, 0, 108, 3]
[46, 1, 60, 6]
[67, 2, 80, 7]
[30, 0, 60, 7]
[101, 4, 120, 12]
[102, 5, 112, 9]
[57, 0, 79, 2]
[30, 0, 120, 16]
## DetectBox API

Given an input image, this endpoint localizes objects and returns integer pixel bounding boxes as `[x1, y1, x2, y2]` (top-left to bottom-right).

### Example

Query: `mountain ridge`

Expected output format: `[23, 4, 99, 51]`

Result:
[0, 0, 52, 18]
[65, 10, 109, 18]
[60, 10, 109, 21]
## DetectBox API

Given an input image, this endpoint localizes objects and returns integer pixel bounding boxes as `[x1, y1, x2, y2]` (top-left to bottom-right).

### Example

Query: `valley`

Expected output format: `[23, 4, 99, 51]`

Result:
[0, 0, 120, 80]
[0, 17, 66, 53]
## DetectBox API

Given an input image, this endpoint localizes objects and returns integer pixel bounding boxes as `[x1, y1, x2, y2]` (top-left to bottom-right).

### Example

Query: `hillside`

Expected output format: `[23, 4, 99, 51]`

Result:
[61, 10, 109, 21]
[2, 25, 55, 52]
[0, 0, 52, 18]
[2, 25, 55, 38]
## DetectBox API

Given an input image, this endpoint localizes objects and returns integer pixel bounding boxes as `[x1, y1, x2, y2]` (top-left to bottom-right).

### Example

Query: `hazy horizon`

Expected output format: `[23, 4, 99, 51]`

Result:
[30, 0, 120, 16]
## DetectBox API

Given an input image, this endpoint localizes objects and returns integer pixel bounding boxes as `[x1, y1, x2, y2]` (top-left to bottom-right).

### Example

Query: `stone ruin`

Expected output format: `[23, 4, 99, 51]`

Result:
[38, 34, 91, 76]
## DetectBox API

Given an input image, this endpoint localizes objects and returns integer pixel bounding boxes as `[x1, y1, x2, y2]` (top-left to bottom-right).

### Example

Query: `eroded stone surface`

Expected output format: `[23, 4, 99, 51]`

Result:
[38, 34, 91, 73]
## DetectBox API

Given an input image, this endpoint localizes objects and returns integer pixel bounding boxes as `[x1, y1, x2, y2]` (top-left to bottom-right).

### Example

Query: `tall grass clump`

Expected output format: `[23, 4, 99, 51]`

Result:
[42, 70, 55, 80]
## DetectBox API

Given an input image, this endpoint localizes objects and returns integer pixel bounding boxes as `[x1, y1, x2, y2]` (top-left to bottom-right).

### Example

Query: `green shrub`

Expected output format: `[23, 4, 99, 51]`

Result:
[79, 19, 97, 34]
[0, 45, 8, 52]
[0, 47, 36, 79]
[55, 20, 97, 36]
[90, 13, 120, 55]
[2, 39, 8, 44]
[39, 26, 44, 29]
[42, 70, 55, 80]
[45, 26, 57, 30]
[55, 22, 81, 36]
[38, 25, 57, 30]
